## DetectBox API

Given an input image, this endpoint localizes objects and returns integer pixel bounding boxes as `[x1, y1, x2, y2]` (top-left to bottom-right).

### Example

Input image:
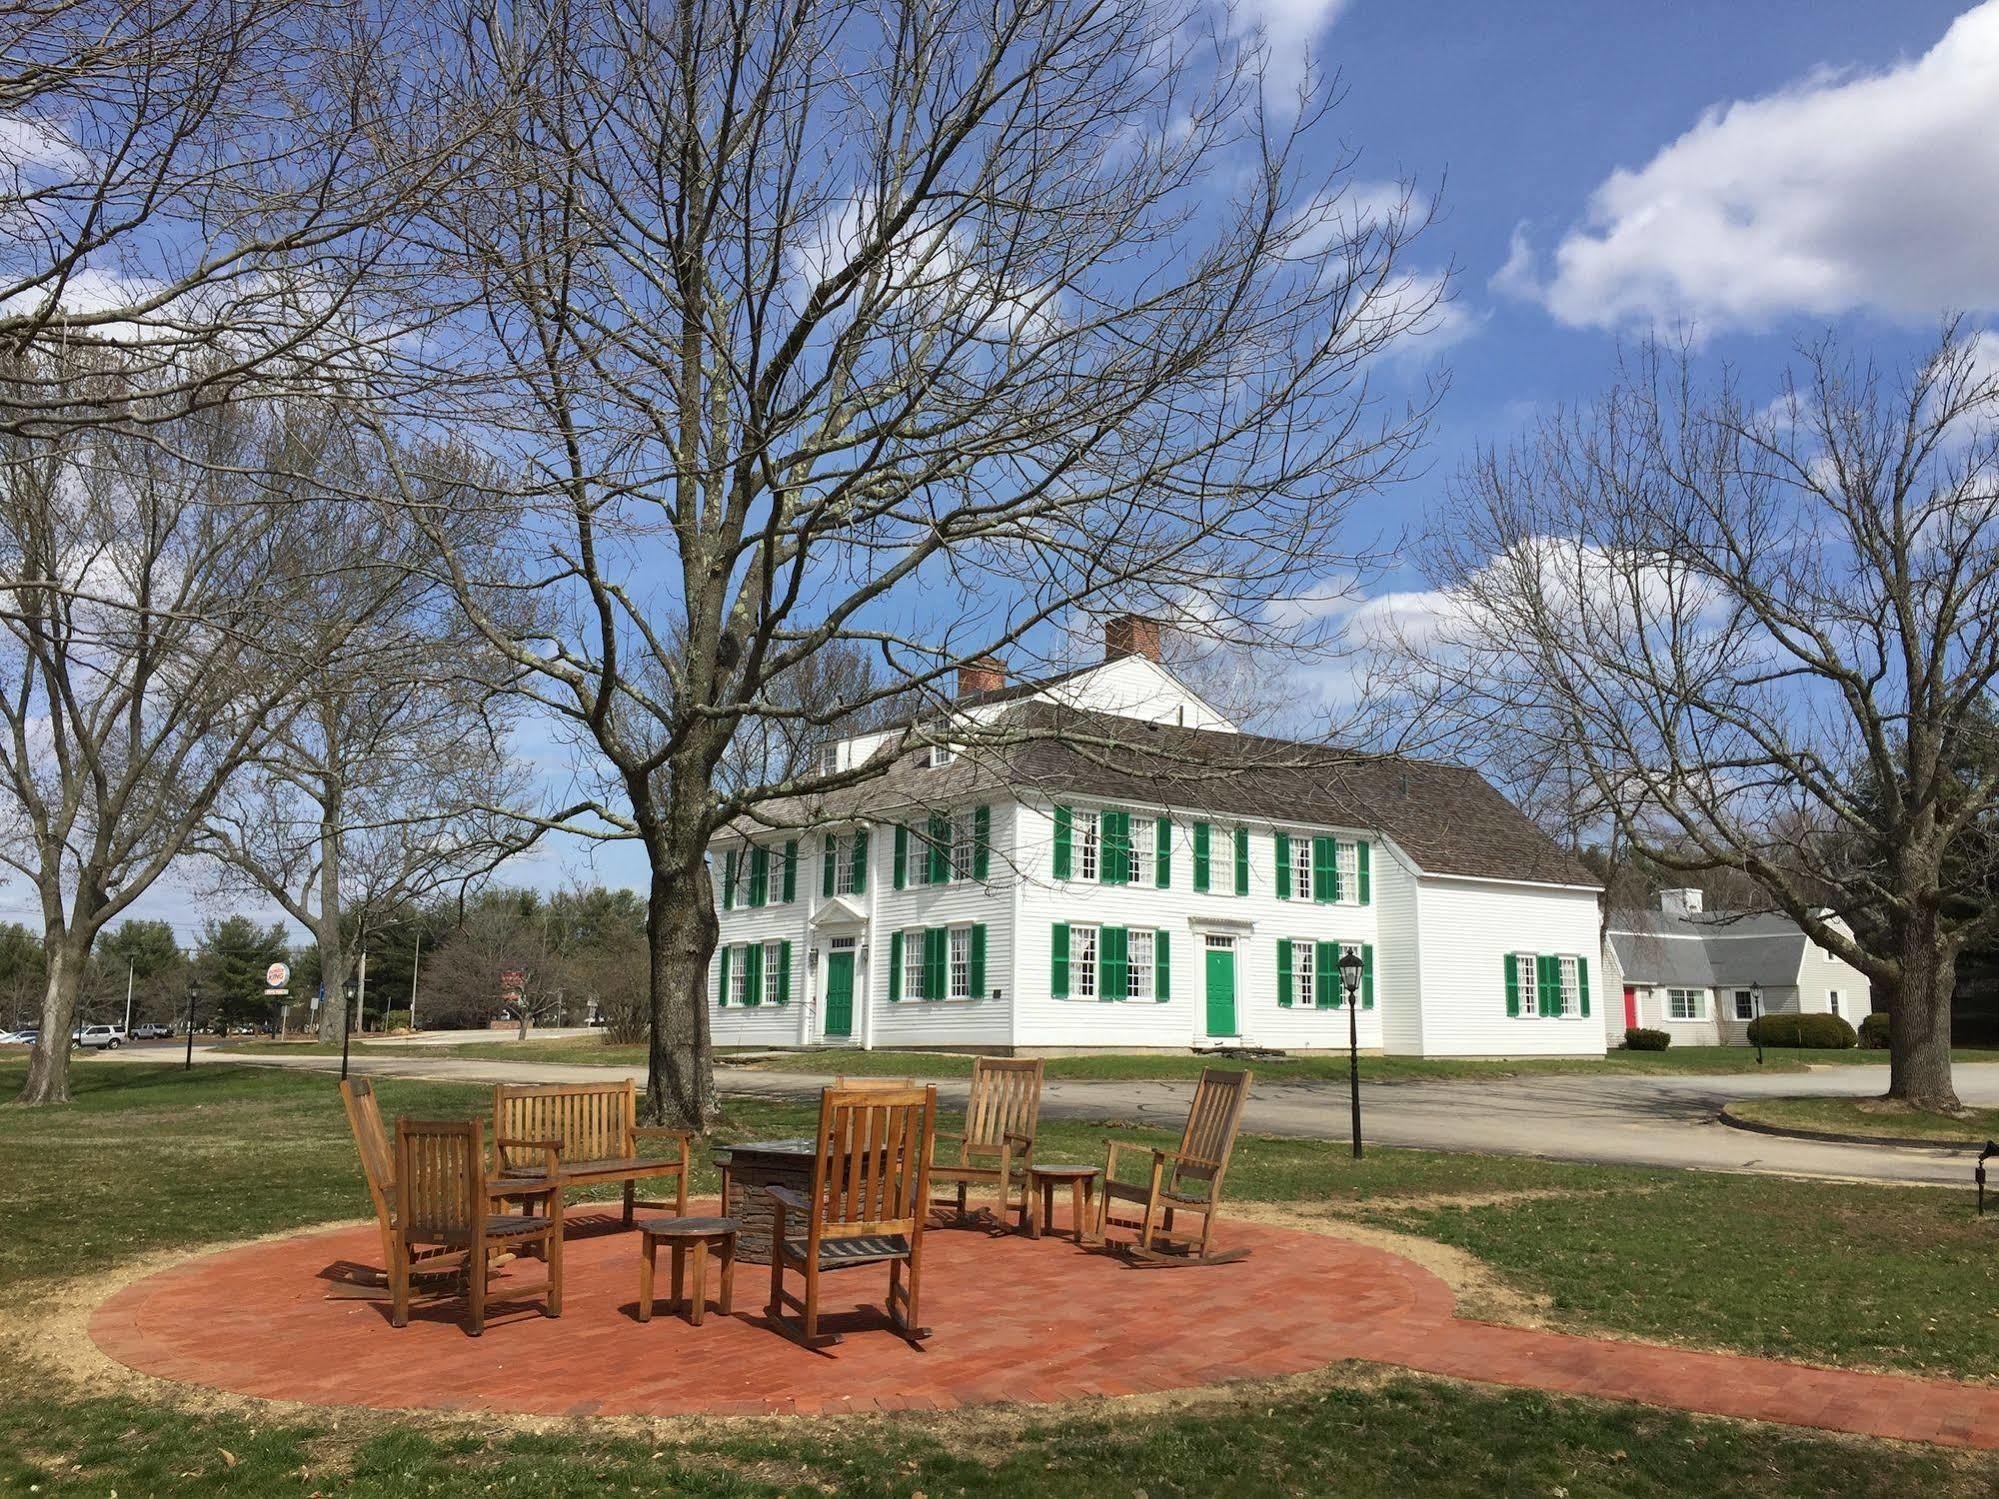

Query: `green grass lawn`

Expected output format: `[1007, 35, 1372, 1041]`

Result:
[5, 1062, 1999, 1496]
[1727, 1094, 1999, 1146]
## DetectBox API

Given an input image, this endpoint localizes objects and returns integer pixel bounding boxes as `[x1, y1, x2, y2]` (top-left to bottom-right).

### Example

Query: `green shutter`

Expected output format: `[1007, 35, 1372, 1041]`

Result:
[925, 927, 947, 1000]
[716, 946, 731, 1006]
[822, 835, 837, 897]
[894, 825, 908, 890]
[970, 923, 987, 996]
[782, 841, 797, 904]
[1155, 930, 1170, 1001]
[1313, 836, 1335, 903]
[1193, 822, 1211, 891]
[974, 805, 991, 880]
[851, 829, 869, 894]
[1538, 954, 1559, 1017]
[1102, 925, 1128, 1002]
[1578, 955, 1591, 1018]
[1274, 833, 1292, 899]
[777, 940, 792, 1005]
[1357, 841, 1372, 904]
[1054, 805, 1073, 879]
[1317, 940, 1337, 1007]
[1155, 816, 1171, 887]
[749, 845, 768, 907]
[889, 930, 903, 1002]
[927, 810, 950, 884]
[722, 850, 737, 911]
[1362, 943, 1375, 1009]
[1505, 953, 1520, 1016]
[744, 942, 763, 1006]
[1277, 939, 1293, 1007]
[1102, 810, 1128, 886]
[1233, 827, 1249, 896]
[1051, 923, 1070, 998]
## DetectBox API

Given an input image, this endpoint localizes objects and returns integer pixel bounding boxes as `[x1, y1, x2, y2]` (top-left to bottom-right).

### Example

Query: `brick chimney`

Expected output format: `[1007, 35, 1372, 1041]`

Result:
[956, 655, 1006, 699]
[1104, 613, 1162, 663]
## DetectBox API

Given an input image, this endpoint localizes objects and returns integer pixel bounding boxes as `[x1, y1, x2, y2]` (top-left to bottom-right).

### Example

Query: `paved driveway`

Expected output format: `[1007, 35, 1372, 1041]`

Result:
[116, 1044, 1996, 1188]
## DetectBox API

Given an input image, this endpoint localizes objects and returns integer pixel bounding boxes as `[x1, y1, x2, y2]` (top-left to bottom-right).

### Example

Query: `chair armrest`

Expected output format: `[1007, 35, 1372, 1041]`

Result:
[496, 1137, 563, 1177]
[630, 1125, 692, 1162]
[1003, 1131, 1034, 1152]
[764, 1184, 811, 1214]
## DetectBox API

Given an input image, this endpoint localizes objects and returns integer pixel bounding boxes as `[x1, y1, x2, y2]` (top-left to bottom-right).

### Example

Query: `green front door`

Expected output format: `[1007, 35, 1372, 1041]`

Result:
[1204, 940, 1237, 1037]
[824, 950, 855, 1039]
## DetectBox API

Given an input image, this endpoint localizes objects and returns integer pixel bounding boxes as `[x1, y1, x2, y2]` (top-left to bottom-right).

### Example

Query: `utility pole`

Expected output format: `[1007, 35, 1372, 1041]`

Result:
[122, 958, 134, 1036]
[407, 930, 421, 1033]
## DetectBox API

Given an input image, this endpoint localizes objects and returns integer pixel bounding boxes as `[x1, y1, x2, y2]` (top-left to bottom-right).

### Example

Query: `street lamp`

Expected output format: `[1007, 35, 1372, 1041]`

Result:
[182, 978, 200, 1070]
[1751, 983, 1765, 1067]
[340, 974, 358, 1081]
[1337, 947, 1366, 1160]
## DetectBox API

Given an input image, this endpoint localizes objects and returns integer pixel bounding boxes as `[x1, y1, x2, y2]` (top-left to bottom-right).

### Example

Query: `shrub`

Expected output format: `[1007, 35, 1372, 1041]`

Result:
[1623, 1027, 1671, 1051]
[1858, 1012, 1890, 1050]
[1745, 1012, 1858, 1049]
[382, 1009, 413, 1034]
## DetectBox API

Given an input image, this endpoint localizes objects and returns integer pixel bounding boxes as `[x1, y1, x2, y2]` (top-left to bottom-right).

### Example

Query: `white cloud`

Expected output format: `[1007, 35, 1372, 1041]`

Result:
[0, 113, 88, 174]
[1232, 0, 1354, 99]
[1510, 3, 1999, 334]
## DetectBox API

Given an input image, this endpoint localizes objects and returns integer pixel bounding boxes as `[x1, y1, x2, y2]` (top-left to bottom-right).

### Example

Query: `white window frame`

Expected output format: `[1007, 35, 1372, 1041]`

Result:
[1667, 987, 1705, 1022]
[763, 941, 784, 1005]
[1336, 840, 1359, 903]
[1077, 811, 1101, 882]
[1291, 837, 1312, 898]
[1556, 955, 1579, 1018]
[1129, 817, 1155, 887]
[904, 934, 926, 999]
[1827, 990, 1842, 1017]
[1072, 924, 1099, 1000]
[1294, 938, 1316, 1009]
[832, 834, 857, 896]
[951, 813, 975, 882]
[949, 926, 972, 1001]
[929, 743, 956, 768]
[1733, 989, 1754, 1021]
[1126, 928, 1154, 1000]
[1513, 953, 1539, 1019]
[726, 946, 747, 1007]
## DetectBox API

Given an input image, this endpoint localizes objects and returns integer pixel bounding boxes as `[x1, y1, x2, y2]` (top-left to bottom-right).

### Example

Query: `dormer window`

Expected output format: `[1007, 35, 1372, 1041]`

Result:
[929, 744, 956, 768]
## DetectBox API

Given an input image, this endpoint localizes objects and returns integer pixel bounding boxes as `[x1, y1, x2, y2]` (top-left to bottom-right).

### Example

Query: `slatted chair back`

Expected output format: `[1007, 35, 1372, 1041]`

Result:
[807, 1083, 937, 1244]
[960, 1056, 1043, 1159]
[1169, 1068, 1252, 1194]
[340, 1077, 396, 1228]
[395, 1118, 485, 1242]
[494, 1081, 634, 1165]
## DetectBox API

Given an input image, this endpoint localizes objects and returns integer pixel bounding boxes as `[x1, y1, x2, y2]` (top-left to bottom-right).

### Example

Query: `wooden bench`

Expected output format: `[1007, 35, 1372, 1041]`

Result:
[493, 1080, 690, 1227]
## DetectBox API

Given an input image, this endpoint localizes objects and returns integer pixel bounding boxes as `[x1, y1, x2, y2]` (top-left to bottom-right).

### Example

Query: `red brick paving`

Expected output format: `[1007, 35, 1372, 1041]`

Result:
[88, 1202, 1999, 1448]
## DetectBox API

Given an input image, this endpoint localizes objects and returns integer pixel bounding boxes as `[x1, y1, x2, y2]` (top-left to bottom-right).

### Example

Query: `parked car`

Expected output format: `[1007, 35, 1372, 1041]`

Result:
[0, 1028, 36, 1045]
[131, 1023, 172, 1041]
[72, 1024, 126, 1049]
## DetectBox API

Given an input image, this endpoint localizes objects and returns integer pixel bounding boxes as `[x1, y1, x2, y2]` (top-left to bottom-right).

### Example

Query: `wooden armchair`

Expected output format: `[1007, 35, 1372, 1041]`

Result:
[765, 1082, 938, 1349]
[928, 1056, 1043, 1229]
[1098, 1067, 1253, 1268]
[392, 1117, 564, 1335]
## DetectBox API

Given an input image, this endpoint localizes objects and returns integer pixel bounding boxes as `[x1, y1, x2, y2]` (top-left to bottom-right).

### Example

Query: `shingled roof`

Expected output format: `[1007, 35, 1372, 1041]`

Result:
[749, 698, 1598, 888]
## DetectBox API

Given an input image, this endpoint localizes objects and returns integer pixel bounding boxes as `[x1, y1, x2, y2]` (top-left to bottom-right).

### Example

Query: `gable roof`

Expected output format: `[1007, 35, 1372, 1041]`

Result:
[1605, 908, 1810, 988]
[742, 698, 1598, 888]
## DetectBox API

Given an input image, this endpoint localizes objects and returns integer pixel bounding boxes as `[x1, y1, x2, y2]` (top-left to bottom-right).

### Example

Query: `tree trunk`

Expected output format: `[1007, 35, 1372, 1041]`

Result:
[17, 939, 90, 1105]
[314, 926, 348, 1046]
[1886, 911, 1960, 1112]
[644, 856, 718, 1128]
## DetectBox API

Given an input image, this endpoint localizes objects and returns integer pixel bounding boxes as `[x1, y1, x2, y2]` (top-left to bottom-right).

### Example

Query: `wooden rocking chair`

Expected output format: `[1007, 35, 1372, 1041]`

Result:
[392, 1117, 564, 1336]
[765, 1082, 938, 1349]
[1097, 1067, 1253, 1268]
[928, 1056, 1043, 1230]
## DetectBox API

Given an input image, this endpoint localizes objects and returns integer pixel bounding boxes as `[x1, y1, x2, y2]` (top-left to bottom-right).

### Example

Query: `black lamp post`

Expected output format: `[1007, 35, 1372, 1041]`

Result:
[1338, 947, 1365, 1160]
[182, 978, 199, 1070]
[1979, 1140, 1998, 1216]
[340, 975, 357, 1081]
[1751, 983, 1765, 1067]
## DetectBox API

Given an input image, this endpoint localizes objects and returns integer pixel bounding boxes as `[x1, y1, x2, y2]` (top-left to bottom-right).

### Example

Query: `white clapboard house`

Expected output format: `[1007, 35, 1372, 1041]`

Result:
[707, 618, 1609, 1056]
[1602, 888, 1873, 1046]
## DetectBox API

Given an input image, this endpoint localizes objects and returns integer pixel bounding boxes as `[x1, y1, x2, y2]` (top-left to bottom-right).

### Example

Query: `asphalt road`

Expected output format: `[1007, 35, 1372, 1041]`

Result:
[102, 1040, 1997, 1189]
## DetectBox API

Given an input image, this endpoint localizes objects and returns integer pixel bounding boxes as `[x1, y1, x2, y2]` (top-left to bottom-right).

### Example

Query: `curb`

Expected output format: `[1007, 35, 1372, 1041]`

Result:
[1717, 1103, 1980, 1153]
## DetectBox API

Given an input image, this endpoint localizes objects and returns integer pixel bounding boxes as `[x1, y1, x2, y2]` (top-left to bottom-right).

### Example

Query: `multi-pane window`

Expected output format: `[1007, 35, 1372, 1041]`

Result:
[1555, 956, 1580, 1017]
[833, 834, 858, 895]
[763, 942, 784, 1005]
[951, 813, 976, 881]
[1667, 988, 1704, 1021]
[1513, 953, 1539, 1017]
[929, 744, 956, 768]
[1072, 924, 1099, 999]
[1291, 838, 1312, 898]
[727, 947, 747, 1006]
[1078, 811, 1101, 881]
[1126, 928, 1154, 1000]
[1294, 939, 1316, 1009]
[1336, 840, 1359, 901]
[1129, 817, 1155, 887]
[1828, 990, 1843, 1017]
[949, 926, 972, 1000]
[904, 936, 926, 999]
[1734, 989, 1755, 1021]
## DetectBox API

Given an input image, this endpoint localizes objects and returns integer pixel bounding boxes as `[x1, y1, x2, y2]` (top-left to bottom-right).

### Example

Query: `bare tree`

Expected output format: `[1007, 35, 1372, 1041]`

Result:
[392, 0, 1439, 1125]
[0, 363, 431, 1103]
[1403, 326, 1999, 1112]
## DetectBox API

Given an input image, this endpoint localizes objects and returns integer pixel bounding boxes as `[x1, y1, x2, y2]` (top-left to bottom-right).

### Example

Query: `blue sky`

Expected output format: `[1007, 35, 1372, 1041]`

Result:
[82, 0, 1999, 946]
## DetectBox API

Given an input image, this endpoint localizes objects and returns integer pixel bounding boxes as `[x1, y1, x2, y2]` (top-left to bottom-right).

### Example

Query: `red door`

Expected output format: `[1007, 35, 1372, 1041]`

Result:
[1623, 986, 1638, 1029]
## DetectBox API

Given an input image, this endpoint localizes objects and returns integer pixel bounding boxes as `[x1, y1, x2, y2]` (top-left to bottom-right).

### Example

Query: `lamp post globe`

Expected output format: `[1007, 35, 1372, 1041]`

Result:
[1337, 947, 1366, 1160]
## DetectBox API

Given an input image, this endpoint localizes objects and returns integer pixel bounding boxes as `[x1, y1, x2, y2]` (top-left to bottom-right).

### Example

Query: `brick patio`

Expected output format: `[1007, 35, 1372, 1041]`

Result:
[89, 1203, 1999, 1446]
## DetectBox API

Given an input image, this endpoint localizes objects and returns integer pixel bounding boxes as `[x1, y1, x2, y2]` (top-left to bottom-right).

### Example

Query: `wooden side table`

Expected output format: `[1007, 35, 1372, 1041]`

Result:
[637, 1216, 738, 1326]
[1027, 1165, 1100, 1243]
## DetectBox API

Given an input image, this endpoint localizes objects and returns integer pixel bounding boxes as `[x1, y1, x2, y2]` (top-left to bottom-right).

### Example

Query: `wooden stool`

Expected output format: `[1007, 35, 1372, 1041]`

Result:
[1027, 1165, 1100, 1244]
[637, 1216, 738, 1326]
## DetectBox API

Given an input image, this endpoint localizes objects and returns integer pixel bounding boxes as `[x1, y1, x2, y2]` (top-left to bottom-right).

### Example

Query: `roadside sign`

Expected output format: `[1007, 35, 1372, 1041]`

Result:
[265, 962, 290, 988]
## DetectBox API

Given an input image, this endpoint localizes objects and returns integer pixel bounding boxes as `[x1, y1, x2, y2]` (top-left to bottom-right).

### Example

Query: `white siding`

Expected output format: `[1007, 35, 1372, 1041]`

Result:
[1796, 926, 1872, 1023]
[1409, 877, 1606, 1057]
[708, 837, 813, 1047]
[867, 802, 1016, 1047]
